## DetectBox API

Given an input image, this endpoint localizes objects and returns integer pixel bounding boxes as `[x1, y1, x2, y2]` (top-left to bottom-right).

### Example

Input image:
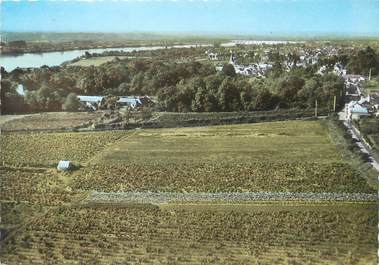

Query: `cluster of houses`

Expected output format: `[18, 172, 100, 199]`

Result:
[214, 53, 274, 77]
[209, 45, 348, 78]
[77, 95, 153, 111]
[343, 74, 379, 120]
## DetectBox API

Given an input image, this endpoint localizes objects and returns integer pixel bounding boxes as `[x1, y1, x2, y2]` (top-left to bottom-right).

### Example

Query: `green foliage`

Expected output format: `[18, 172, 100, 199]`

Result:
[221, 63, 236, 77]
[63, 93, 80, 111]
[4, 42, 373, 114]
[347, 46, 379, 76]
[24, 85, 64, 112]
[0, 79, 26, 114]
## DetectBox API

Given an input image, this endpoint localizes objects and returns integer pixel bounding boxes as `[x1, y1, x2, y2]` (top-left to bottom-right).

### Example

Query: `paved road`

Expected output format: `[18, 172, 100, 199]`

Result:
[338, 108, 379, 172]
[88, 191, 377, 204]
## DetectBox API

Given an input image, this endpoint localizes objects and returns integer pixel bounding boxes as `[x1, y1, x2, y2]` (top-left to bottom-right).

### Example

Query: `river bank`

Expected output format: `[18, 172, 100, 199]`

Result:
[0, 43, 211, 72]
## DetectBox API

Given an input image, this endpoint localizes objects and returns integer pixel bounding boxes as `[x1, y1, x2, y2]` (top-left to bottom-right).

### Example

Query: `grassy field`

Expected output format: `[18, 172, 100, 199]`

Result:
[0, 112, 102, 131]
[97, 121, 341, 164]
[0, 120, 377, 265]
[69, 56, 125, 66]
[70, 120, 374, 193]
[69, 56, 152, 66]
[0, 203, 376, 265]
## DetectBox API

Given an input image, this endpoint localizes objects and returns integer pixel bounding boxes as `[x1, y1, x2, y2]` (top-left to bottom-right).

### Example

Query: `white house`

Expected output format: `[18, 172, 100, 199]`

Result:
[207, 52, 218, 61]
[346, 100, 370, 120]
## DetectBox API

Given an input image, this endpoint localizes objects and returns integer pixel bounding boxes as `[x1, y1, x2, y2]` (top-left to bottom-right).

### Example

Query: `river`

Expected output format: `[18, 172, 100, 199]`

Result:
[0, 44, 211, 72]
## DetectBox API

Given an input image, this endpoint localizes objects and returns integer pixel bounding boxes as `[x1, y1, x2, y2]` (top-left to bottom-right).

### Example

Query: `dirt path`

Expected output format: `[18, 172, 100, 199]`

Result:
[87, 191, 377, 204]
[0, 114, 29, 127]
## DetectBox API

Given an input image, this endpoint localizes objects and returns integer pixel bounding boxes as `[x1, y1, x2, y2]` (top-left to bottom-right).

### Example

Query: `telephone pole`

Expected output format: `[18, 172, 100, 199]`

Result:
[333, 96, 336, 112]
[315, 99, 318, 117]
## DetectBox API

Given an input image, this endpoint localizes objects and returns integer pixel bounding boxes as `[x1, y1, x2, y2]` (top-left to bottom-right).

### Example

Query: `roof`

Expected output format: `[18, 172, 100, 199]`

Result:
[77, 96, 104, 103]
[117, 97, 142, 105]
[343, 74, 365, 80]
[350, 104, 369, 114]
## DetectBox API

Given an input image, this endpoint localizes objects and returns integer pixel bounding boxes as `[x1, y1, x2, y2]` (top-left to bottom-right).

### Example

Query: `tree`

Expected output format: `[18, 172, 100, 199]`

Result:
[24, 91, 41, 112]
[1, 79, 26, 114]
[221, 64, 236, 77]
[218, 77, 241, 111]
[297, 78, 319, 107]
[63, 93, 80, 111]
[254, 89, 276, 110]
[191, 86, 218, 112]
[157, 86, 179, 112]
[36, 85, 62, 111]
[277, 75, 305, 105]
[347, 46, 379, 76]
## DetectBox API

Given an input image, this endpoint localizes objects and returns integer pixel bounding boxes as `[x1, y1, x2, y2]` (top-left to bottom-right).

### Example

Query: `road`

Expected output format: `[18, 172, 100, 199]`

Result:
[338, 108, 379, 172]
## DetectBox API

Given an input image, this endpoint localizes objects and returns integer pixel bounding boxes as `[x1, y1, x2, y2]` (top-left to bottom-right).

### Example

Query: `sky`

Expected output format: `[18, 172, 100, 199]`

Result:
[2, 0, 379, 37]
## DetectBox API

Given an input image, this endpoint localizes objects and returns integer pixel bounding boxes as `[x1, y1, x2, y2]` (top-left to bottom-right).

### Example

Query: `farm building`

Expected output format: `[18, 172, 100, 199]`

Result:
[77, 96, 105, 111]
[117, 97, 142, 109]
[57, 160, 73, 171]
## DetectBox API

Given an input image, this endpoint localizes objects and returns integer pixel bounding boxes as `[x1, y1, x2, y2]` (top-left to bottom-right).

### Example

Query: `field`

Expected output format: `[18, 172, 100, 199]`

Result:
[1, 203, 376, 265]
[1, 131, 128, 167]
[70, 121, 374, 193]
[0, 112, 102, 132]
[69, 56, 126, 66]
[0, 167, 82, 204]
[0, 120, 377, 265]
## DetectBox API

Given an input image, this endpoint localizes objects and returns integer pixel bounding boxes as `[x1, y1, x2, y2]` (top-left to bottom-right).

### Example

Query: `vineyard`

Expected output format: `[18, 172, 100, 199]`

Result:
[0, 112, 102, 132]
[0, 167, 81, 205]
[0, 203, 376, 265]
[1, 130, 128, 167]
[70, 120, 374, 193]
[71, 162, 374, 193]
[96, 120, 343, 164]
[0, 120, 377, 265]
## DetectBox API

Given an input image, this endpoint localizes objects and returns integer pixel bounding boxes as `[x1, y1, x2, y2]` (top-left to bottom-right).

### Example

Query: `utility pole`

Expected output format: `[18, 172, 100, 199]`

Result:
[315, 99, 318, 117]
[369, 68, 372, 81]
[333, 96, 336, 112]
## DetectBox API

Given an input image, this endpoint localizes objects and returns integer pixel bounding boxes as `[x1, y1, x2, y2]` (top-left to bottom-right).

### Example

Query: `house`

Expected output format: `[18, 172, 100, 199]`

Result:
[117, 96, 142, 109]
[207, 52, 218, 61]
[346, 101, 370, 120]
[343, 74, 366, 83]
[57, 160, 73, 171]
[77, 95, 105, 111]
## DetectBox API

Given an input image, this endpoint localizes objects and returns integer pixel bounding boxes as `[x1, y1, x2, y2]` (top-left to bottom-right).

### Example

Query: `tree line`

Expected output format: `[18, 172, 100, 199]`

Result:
[1, 45, 378, 114]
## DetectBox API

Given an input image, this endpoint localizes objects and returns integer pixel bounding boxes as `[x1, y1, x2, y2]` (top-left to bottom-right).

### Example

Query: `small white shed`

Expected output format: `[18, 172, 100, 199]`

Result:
[57, 160, 73, 171]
